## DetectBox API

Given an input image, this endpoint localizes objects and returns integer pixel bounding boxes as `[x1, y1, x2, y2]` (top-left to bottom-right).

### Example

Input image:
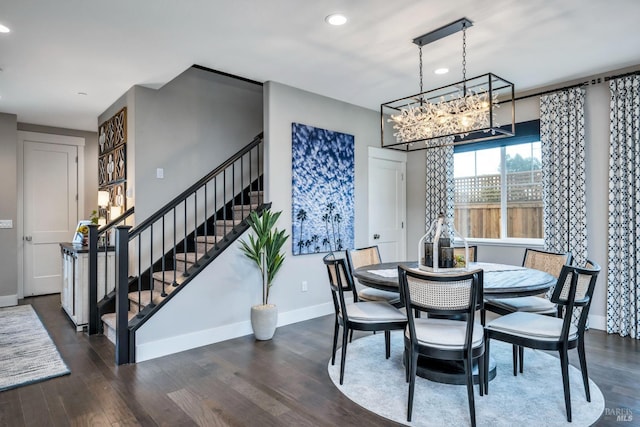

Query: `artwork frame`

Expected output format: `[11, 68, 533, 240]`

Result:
[291, 123, 354, 256]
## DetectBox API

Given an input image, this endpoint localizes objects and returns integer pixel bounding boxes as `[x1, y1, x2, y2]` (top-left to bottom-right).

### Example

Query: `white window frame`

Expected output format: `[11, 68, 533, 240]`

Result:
[454, 143, 544, 246]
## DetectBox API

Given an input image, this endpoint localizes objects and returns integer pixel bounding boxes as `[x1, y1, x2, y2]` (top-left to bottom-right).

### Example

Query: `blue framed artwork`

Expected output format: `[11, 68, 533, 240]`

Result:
[292, 123, 354, 255]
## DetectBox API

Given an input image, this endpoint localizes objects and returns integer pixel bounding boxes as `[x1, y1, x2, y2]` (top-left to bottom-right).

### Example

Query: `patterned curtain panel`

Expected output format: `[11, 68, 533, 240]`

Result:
[540, 87, 588, 263]
[608, 74, 640, 339]
[540, 87, 587, 326]
[425, 145, 454, 234]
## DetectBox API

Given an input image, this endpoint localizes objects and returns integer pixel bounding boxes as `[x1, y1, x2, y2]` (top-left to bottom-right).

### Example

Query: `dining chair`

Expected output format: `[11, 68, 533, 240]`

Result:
[323, 253, 407, 385]
[398, 265, 485, 426]
[347, 245, 402, 307]
[483, 248, 572, 374]
[483, 261, 600, 422]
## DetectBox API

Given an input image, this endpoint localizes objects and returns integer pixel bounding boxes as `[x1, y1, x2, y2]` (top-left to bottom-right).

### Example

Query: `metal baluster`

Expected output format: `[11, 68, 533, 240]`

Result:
[148, 224, 155, 308]
[214, 176, 219, 250]
[204, 184, 210, 258]
[161, 216, 167, 297]
[137, 234, 143, 318]
[193, 192, 199, 267]
[182, 201, 190, 277]
[173, 207, 178, 287]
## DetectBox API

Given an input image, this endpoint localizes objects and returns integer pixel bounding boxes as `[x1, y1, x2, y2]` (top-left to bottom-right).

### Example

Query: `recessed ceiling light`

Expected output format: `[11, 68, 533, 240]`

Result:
[0, 24, 10, 33]
[325, 14, 347, 26]
[434, 68, 449, 75]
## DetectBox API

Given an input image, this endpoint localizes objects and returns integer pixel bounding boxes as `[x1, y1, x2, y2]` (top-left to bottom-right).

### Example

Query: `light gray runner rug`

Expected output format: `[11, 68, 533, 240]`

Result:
[0, 305, 70, 391]
[328, 332, 604, 426]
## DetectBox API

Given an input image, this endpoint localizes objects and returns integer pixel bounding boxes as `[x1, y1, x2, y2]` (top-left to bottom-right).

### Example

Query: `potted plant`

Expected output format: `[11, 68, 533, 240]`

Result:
[238, 208, 289, 340]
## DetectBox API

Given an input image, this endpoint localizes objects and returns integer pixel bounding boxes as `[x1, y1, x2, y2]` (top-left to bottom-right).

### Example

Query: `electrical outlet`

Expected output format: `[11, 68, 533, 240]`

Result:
[0, 219, 13, 229]
[301, 281, 308, 292]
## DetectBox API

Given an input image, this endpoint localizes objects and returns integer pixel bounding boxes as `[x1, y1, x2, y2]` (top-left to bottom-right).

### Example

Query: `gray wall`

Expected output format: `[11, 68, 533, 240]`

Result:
[0, 113, 18, 303]
[135, 81, 381, 361]
[129, 67, 263, 221]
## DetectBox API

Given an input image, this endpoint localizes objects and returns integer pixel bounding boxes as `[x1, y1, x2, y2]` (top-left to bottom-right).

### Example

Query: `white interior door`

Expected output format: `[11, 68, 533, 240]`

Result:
[368, 147, 406, 262]
[23, 138, 79, 296]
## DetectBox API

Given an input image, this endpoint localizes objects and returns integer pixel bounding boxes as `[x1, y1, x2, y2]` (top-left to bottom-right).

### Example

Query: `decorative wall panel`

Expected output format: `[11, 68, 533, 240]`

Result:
[98, 107, 127, 215]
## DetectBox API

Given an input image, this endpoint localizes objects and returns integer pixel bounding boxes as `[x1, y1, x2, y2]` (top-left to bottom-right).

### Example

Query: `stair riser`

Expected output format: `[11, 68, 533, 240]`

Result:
[174, 259, 196, 272]
[103, 322, 116, 345]
[215, 224, 236, 236]
[249, 193, 262, 205]
[196, 242, 217, 253]
[232, 209, 248, 221]
[153, 278, 177, 292]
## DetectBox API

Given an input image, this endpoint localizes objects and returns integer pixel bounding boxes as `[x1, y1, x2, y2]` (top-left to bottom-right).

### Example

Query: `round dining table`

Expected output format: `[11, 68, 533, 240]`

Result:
[352, 261, 557, 385]
[352, 261, 556, 298]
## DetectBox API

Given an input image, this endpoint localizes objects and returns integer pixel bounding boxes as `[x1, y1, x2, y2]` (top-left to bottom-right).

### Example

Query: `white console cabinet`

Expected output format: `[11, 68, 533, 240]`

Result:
[60, 243, 115, 331]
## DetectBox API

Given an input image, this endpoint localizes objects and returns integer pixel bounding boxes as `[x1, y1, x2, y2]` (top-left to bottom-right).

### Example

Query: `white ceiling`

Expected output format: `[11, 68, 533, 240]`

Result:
[1, 0, 639, 131]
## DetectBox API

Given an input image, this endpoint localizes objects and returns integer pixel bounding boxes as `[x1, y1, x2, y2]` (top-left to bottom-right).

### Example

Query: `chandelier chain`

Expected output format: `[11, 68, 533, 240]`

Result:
[462, 22, 467, 92]
[419, 45, 423, 94]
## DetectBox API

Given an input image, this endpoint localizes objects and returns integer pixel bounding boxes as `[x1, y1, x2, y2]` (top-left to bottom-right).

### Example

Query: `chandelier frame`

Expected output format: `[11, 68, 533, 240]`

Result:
[380, 18, 515, 151]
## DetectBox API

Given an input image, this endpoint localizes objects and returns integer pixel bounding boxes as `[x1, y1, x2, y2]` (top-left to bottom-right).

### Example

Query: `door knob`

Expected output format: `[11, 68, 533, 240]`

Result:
[373, 234, 380, 240]
[25, 235, 32, 241]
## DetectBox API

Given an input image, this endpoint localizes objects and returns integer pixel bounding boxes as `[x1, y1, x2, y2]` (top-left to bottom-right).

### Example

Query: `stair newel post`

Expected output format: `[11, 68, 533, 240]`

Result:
[115, 225, 131, 365]
[88, 224, 99, 335]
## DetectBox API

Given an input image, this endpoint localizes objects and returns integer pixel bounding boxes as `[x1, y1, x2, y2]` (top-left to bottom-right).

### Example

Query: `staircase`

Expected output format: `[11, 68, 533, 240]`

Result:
[99, 190, 263, 344]
[88, 133, 266, 364]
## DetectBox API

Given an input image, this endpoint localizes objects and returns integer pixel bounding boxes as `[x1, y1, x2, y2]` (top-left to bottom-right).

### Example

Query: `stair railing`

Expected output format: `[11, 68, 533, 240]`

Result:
[87, 208, 135, 335]
[108, 133, 264, 364]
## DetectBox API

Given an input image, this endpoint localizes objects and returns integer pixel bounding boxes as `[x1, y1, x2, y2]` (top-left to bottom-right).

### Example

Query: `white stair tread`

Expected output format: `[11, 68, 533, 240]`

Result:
[101, 311, 136, 329]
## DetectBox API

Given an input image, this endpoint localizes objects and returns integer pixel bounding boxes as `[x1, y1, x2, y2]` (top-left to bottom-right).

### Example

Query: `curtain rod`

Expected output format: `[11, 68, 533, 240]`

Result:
[511, 69, 640, 102]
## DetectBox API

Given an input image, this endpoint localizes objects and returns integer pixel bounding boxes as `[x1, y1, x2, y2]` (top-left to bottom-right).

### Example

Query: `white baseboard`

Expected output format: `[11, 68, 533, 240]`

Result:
[0, 294, 18, 307]
[135, 301, 334, 363]
[588, 314, 606, 331]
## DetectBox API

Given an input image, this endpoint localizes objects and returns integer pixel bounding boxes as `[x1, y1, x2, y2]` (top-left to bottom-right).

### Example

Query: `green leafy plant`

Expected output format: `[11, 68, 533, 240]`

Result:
[90, 210, 99, 225]
[238, 209, 289, 305]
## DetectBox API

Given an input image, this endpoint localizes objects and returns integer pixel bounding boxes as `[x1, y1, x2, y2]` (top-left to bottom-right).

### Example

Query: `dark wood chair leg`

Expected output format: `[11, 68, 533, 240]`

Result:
[407, 348, 418, 422]
[331, 318, 339, 365]
[339, 326, 349, 385]
[519, 345, 524, 373]
[577, 337, 591, 401]
[465, 356, 477, 427]
[512, 345, 518, 376]
[349, 329, 354, 343]
[478, 354, 484, 397]
[385, 330, 391, 359]
[559, 346, 572, 422]
[484, 338, 490, 394]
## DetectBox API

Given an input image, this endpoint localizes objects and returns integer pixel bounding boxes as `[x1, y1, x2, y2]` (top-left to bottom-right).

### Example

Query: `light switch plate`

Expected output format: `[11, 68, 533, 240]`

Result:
[0, 219, 13, 229]
[156, 168, 164, 179]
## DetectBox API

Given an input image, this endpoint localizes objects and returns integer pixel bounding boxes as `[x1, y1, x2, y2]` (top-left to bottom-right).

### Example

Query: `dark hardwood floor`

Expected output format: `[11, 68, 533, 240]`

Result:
[1, 294, 638, 426]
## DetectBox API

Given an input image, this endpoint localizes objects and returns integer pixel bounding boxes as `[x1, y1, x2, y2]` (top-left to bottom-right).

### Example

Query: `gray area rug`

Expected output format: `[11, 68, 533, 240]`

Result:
[328, 332, 604, 426]
[0, 305, 70, 391]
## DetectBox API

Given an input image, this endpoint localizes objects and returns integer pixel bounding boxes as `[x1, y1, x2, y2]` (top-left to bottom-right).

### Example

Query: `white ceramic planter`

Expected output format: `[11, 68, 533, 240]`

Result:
[251, 304, 278, 340]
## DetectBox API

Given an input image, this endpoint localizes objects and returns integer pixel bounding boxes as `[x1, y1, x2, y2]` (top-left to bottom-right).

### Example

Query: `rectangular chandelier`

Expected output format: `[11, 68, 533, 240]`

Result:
[380, 18, 515, 151]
